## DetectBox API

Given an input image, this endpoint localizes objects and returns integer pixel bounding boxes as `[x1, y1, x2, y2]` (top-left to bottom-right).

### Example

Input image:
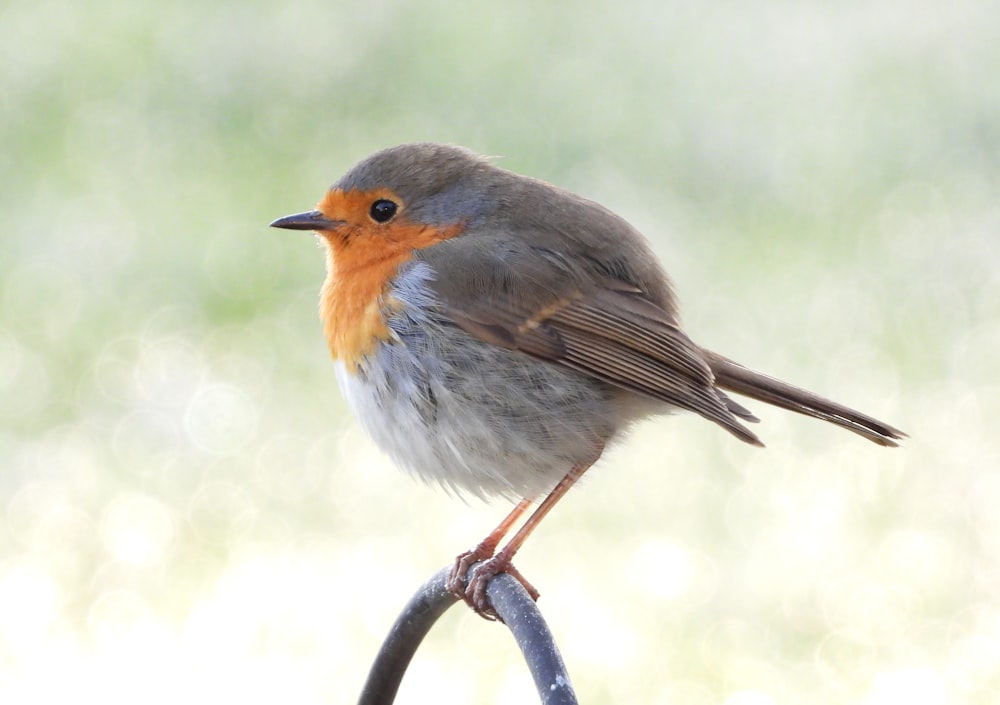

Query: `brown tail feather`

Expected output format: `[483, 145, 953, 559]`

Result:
[704, 350, 907, 447]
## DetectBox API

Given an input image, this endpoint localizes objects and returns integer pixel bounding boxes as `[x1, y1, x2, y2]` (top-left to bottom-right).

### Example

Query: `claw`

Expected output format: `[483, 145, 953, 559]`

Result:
[446, 542, 496, 598]
[451, 552, 540, 622]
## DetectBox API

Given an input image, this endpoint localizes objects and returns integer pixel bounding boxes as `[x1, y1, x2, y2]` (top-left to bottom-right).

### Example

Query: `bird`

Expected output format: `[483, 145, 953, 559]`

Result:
[270, 142, 905, 620]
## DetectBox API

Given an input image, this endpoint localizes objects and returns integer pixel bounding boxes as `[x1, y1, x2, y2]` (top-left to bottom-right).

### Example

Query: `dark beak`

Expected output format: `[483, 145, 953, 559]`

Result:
[269, 210, 344, 231]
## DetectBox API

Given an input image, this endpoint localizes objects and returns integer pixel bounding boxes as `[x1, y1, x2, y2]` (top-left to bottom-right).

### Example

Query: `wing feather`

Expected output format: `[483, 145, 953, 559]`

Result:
[420, 243, 762, 445]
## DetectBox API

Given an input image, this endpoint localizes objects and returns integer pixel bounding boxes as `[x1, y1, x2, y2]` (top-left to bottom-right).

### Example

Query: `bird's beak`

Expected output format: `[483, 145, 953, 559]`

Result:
[269, 210, 345, 231]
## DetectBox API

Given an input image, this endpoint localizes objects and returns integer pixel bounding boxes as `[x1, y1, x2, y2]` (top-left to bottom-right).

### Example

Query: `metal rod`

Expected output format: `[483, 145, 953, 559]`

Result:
[357, 566, 578, 704]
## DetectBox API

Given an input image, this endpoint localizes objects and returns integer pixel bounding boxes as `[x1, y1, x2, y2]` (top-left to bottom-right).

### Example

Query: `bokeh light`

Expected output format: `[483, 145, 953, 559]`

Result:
[2, 0, 999, 703]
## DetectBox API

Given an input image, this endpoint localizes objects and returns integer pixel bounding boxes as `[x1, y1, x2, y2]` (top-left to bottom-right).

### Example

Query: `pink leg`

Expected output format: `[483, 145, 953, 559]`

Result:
[446, 498, 533, 603]
[456, 455, 599, 621]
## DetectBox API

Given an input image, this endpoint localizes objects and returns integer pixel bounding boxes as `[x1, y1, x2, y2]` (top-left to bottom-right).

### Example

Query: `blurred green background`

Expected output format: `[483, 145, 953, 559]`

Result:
[2, 1, 999, 703]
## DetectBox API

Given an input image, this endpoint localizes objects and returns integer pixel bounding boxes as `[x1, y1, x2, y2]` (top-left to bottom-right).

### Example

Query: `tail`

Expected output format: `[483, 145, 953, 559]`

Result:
[704, 350, 907, 447]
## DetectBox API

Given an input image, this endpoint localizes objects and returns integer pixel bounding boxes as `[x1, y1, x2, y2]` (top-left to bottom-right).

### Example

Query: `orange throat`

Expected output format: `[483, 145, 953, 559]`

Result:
[320, 247, 397, 369]
[317, 210, 462, 371]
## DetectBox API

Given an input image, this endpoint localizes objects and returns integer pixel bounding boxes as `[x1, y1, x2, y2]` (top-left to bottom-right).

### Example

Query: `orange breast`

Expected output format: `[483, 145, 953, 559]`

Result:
[316, 192, 463, 371]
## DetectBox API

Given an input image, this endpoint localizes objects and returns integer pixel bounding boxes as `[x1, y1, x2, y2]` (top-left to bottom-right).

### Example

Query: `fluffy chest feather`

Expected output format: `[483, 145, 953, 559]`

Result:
[332, 262, 620, 500]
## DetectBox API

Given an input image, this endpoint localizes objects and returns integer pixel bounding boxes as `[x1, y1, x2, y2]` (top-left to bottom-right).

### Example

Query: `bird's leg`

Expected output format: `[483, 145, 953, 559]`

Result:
[461, 453, 601, 621]
[446, 497, 533, 604]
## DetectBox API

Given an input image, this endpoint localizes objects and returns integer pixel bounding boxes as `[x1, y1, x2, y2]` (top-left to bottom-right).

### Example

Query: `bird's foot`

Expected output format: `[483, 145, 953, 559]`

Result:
[447, 548, 540, 622]
[446, 541, 494, 599]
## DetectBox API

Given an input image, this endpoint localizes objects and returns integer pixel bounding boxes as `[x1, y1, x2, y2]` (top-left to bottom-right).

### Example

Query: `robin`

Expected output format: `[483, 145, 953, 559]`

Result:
[271, 143, 905, 620]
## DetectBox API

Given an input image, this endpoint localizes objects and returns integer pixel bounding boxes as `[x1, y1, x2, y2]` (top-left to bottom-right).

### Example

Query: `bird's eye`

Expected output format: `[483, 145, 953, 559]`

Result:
[369, 199, 398, 223]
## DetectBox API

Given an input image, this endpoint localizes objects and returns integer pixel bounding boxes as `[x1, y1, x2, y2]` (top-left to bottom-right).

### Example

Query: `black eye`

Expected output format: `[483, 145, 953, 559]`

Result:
[369, 199, 398, 223]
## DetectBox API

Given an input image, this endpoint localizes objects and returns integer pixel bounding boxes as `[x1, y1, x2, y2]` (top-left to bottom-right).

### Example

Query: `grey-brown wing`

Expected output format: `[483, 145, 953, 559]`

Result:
[416, 237, 762, 445]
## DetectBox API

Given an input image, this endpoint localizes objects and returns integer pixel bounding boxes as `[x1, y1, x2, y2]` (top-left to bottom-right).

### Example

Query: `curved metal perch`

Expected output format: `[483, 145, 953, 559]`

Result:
[357, 566, 578, 705]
